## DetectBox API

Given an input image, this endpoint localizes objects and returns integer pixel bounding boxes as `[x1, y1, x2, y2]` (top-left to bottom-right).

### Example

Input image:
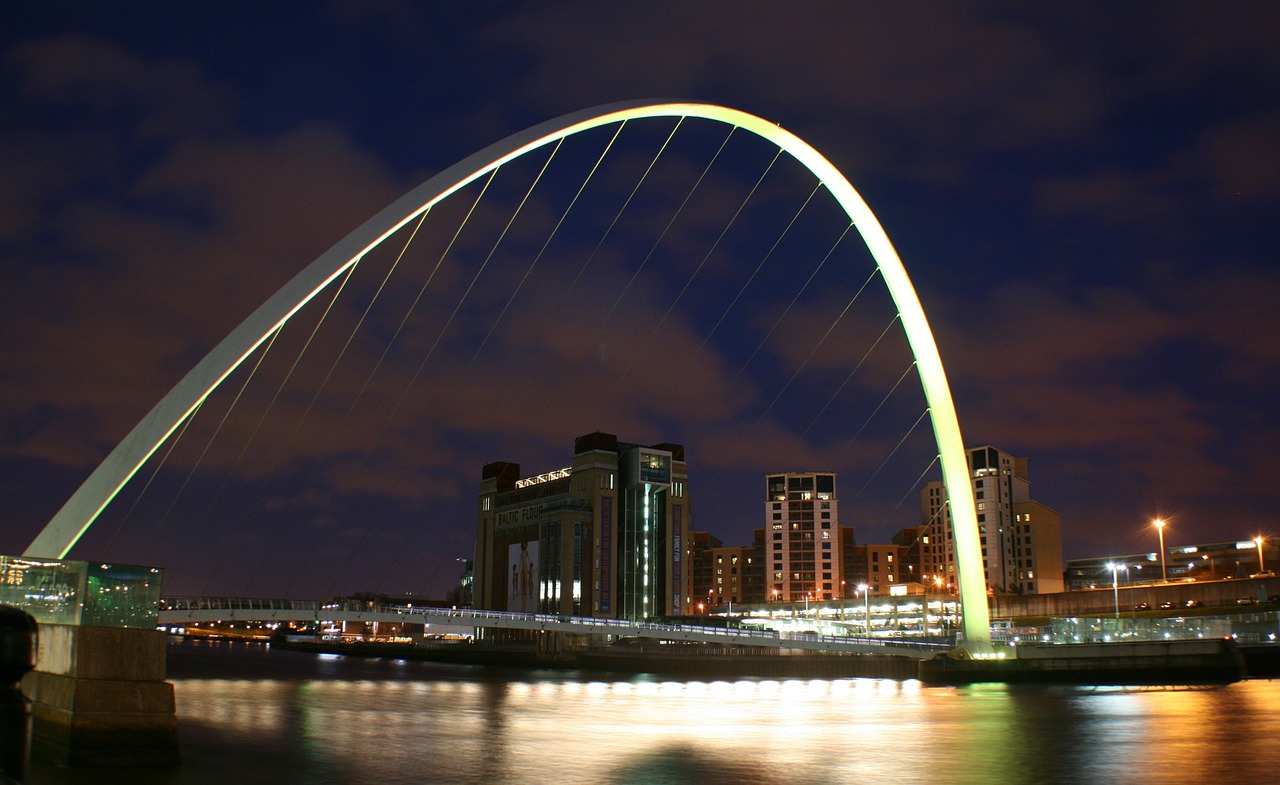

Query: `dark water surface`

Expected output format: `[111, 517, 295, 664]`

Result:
[28, 638, 1280, 785]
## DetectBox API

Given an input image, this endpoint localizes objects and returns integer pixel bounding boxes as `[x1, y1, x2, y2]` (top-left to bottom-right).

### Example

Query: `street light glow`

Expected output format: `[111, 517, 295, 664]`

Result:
[1108, 562, 1127, 620]
[1154, 518, 1168, 583]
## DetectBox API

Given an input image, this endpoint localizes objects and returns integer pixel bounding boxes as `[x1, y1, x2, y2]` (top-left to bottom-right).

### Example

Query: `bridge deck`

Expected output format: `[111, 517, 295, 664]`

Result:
[159, 598, 953, 659]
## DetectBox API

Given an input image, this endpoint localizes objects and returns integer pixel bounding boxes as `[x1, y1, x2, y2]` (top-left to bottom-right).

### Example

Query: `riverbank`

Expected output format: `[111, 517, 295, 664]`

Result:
[271, 636, 1277, 684]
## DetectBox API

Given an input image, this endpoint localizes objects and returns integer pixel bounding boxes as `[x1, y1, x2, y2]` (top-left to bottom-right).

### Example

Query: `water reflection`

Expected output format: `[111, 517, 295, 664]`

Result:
[40, 641, 1279, 785]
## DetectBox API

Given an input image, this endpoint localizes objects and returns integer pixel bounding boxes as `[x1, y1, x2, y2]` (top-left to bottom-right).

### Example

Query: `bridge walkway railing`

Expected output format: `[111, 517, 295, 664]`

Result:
[158, 597, 955, 657]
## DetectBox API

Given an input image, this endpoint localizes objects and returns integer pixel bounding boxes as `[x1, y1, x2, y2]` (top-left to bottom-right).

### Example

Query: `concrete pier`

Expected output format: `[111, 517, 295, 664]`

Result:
[22, 625, 178, 766]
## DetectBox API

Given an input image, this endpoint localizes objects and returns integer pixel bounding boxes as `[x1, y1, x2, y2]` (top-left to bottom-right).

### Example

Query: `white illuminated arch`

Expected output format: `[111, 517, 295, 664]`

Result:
[25, 101, 990, 650]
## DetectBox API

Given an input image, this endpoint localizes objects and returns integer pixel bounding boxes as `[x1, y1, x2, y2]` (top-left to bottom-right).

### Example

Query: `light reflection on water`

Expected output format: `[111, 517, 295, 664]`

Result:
[30, 640, 1280, 785]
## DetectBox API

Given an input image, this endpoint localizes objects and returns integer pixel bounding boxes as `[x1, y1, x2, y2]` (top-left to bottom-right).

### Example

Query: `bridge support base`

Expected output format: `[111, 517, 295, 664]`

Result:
[21, 625, 177, 767]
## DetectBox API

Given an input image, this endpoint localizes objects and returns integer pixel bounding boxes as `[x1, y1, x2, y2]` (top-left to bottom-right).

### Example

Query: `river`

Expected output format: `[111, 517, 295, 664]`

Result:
[26, 637, 1280, 785]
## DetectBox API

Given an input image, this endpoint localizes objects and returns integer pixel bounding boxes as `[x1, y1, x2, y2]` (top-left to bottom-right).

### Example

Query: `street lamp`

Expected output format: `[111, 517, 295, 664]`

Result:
[1107, 562, 1126, 620]
[1256, 536, 1267, 574]
[840, 580, 846, 620]
[1154, 518, 1168, 583]
[857, 584, 870, 637]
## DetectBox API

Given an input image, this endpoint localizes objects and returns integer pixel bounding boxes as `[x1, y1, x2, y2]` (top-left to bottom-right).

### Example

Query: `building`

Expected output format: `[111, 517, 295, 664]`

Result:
[1013, 499, 1064, 593]
[741, 545, 766, 604]
[847, 543, 907, 596]
[705, 545, 752, 607]
[919, 445, 1064, 594]
[689, 531, 723, 608]
[1065, 538, 1278, 591]
[763, 471, 847, 602]
[473, 432, 692, 621]
[891, 526, 924, 586]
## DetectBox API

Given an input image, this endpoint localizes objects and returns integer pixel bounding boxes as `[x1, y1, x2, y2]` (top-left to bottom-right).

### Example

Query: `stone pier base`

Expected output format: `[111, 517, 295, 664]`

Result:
[21, 625, 178, 767]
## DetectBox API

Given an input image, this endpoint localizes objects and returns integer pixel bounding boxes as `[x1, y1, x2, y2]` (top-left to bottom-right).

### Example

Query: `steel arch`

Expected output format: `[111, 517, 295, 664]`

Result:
[25, 101, 990, 650]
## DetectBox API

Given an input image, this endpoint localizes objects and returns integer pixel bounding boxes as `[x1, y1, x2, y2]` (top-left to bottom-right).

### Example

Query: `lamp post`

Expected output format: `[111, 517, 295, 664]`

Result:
[1154, 518, 1168, 583]
[1107, 562, 1126, 620]
[1256, 536, 1267, 574]
[840, 580, 846, 621]
[858, 584, 870, 637]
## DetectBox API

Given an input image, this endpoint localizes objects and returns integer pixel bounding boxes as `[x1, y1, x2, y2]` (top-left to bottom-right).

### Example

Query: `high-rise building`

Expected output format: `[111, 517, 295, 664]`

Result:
[763, 471, 846, 602]
[919, 445, 1064, 594]
[474, 432, 692, 620]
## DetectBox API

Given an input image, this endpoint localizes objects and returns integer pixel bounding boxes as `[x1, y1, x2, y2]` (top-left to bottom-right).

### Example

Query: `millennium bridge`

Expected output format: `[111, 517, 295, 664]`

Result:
[159, 596, 956, 659]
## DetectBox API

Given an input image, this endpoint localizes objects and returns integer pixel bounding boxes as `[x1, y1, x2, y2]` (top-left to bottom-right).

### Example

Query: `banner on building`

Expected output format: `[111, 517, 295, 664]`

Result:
[507, 540, 539, 613]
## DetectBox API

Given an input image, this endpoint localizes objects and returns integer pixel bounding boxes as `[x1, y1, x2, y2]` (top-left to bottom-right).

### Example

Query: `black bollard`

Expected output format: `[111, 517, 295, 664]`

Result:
[0, 605, 37, 784]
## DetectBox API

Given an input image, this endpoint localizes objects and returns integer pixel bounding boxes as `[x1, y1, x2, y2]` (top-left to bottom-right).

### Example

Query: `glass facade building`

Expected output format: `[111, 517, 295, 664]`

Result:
[0, 555, 162, 628]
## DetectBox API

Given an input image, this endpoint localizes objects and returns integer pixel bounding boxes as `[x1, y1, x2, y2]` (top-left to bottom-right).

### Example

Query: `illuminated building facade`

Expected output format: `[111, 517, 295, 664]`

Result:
[919, 445, 1064, 594]
[689, 531, 723, 610]
[705, 546, 751, 607]
[764, 471, 846, 602]
[473, 432, 692, 620]
[848, 543, 906, 596]
[1065, 539, 1278, 591]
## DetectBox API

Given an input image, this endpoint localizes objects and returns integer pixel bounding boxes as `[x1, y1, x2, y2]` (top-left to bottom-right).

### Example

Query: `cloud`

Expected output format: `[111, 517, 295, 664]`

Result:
[479, 3, 1110, 180]
[1193, 114, 1280, 202]
[0, 37, 406, 474]
[6, 33, 233, 140]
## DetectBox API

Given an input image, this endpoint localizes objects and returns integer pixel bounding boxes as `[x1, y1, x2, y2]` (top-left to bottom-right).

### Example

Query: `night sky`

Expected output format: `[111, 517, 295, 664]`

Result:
[3, 2, 1278, 600]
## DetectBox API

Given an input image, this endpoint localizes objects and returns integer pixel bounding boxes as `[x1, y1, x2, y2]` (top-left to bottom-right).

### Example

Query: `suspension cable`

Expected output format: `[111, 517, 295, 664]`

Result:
[141, 320, 284, 566]
[313, 145, 565, 598]
[753, 266, 881, 429]
[852, 406, 932, 501]
[728, 222, 854, 389]
[594, 141, 782, 415]
[597, 120, 725, 333]
[273, 169, 503, 597]
[693, 181, 825, 361]
[836, 361, 919, 464]
[102, 398, 204, 551]
[876, 453, 941, 532]
[796, 313, 901, 442]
